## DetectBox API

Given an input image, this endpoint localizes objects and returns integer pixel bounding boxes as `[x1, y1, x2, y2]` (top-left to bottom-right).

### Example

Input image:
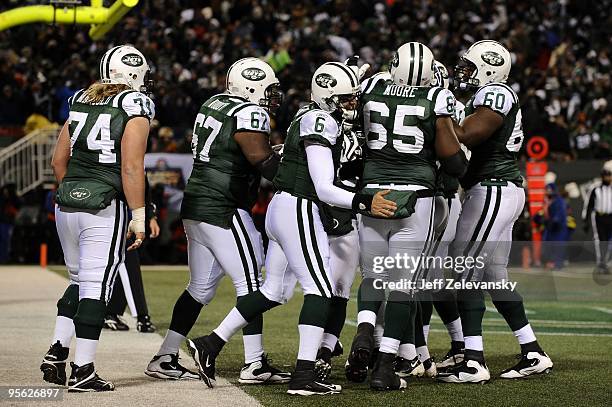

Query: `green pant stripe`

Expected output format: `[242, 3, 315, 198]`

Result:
[306, 200, 333, 294]
[463, 186, 492, 257]
[235, 213, 260, 289]
[100, 200, 121, 302]
[296, 198, 326, 296]
[230, 219, 253, 293]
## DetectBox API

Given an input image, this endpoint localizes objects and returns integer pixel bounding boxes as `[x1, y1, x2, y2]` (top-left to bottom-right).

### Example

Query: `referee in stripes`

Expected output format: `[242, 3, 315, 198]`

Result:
[583, 162, 612, 274]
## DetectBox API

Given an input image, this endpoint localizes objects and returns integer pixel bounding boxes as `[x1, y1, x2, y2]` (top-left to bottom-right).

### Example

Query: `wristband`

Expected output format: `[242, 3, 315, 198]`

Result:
[351, 193, 373, 214]
[129, 207, 146, 234]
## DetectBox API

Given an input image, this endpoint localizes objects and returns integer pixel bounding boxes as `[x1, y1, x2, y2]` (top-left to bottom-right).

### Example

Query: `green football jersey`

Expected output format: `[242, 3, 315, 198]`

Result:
[181, 94, 271, 228]
[273, 103, 342, 202]
[57, 88, 155, 207]
[360, 73, 456, 190]
[461, 82, 524, 189]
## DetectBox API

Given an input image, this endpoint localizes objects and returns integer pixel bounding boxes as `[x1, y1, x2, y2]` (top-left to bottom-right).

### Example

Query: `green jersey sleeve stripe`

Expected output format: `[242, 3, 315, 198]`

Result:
[112, 89, 135, 107]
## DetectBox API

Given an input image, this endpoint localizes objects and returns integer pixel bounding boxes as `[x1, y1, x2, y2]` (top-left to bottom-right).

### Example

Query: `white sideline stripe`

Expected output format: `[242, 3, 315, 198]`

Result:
[590, 306, 612, 315]
[422, 315, 612, 328]
[344, 320, 612, 336]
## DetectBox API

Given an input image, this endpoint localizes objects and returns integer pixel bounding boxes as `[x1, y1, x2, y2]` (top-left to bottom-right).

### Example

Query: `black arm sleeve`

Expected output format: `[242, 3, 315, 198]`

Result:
[440, 149, 468, 178]
[256, 152, 281, 181]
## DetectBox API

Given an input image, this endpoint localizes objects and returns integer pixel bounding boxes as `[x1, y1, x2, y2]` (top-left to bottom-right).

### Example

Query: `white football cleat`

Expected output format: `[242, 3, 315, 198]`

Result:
[500, 352, 553, 379]
[436, 359, 490, 384]
[422, 358, 437, 378]
[239, 355, 291, 384]
[145, 353, 200, 380]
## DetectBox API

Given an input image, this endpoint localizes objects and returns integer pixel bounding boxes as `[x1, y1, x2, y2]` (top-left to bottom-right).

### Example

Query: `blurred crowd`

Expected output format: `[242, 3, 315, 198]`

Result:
[0, 0, 611, 158]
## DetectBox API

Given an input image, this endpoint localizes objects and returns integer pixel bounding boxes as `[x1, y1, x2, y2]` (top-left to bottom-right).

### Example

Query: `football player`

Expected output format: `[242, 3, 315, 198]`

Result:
[416, 60, 467, 374]
[41, 45, 154, 392]
[437, 40, 553, 383]
[145, 57, 289, 384]
[347, 42, 468, 391]
[186, 62, 397, 396]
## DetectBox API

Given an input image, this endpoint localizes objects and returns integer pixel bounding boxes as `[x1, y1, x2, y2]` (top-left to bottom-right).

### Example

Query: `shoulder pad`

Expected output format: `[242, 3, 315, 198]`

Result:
[235, 104, 270, 134]
[473, 83, 517, 116]
[118, 91, 156, 121]
[299, 110, 340, 146]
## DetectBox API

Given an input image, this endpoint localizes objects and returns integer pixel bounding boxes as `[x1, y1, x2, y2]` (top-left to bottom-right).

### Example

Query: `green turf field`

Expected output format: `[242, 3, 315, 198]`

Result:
[136, 266, 612, 407]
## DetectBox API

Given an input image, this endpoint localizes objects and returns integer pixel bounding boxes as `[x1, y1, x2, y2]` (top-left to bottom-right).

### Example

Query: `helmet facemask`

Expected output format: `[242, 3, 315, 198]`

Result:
[259, 82, 283, 114]
[141, 69, 154, 96]
[453, 57, 480, 91]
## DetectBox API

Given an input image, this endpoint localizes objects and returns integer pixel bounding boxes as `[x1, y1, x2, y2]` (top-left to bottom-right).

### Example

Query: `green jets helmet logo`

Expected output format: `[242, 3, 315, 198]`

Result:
[391, 52, 399, 68]
[241, 68, 266, 81]
[69, 187, 91, 201]
[315, 73, 337, 88]
[481, 51, 504, 67]
[121, 53, 144, 67]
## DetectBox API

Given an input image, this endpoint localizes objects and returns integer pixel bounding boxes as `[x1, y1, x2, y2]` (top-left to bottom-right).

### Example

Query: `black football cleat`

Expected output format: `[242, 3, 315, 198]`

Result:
[41, 341, 69, 386]
[137, 315, 157, 333]
[345, 323, 374, 383]
[370, 352, 407, 391]
[103, 314, 129, 331]
[287, 369, 341, 396]
[187, 337, 217, 388]
[67, 362, 115, 392]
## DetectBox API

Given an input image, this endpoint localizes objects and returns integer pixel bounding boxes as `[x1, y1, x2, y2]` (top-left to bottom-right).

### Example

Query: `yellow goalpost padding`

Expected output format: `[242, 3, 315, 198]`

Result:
[0, 0, 138, 39]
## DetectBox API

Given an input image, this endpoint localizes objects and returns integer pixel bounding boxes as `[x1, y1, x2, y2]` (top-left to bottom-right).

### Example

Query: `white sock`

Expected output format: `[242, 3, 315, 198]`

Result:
[357, 310, 377, 326]
[243, 334, 264, 364]
[398, 342, 417, 359]
[52, 316, 74, 347]
[422, 324, 430, 343]
[446, 318, 464, 342]
[74, 338, 98, 366]
[213, 308, 248, 342]
[320, 333, 338, 351]
[297, 325, 324, 361]
[379, 337, 400, 355]
[464, 335, 483, 351]
[157, 329, 185, 356]
[513, 324, 537, 345]
[417, 345, 430, 362]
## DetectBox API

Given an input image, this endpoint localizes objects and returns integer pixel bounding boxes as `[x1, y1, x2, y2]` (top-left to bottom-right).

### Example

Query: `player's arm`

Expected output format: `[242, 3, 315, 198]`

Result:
[234, 131, 280, 181]
[454, 106, 503, 148]
[455, 85, 513, 148]
[305, 142, 395, 217]
[51, 121, 70, 183]
[233, 105, 280, 181]
[301, 111, 396, 217]
[582, 187, 596, 231]
[121, 117, 149, 250]
[433, 89, 468, 177]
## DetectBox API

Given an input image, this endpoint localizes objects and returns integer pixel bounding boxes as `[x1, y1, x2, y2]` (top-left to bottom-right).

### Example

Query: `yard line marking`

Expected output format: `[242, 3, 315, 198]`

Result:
[344, 320, 612, 337]
[486, 306, 534, 314]
[417, 314, 612, 328]
[590, 306, 612, 315]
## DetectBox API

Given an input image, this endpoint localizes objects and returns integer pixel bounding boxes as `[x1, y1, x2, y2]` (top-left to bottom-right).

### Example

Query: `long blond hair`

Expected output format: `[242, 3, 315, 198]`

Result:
[81, 82, 131, 103]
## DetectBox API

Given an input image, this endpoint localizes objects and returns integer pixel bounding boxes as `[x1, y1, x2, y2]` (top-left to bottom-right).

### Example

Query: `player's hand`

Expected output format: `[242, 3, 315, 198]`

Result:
[126, 207, 146, 251]
[371, 190, 397, 218]
[149, 217, 160, 238]
[127, 231, 145, 251]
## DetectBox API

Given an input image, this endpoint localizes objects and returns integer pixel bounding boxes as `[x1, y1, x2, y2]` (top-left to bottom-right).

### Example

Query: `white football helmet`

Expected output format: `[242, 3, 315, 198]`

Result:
[431, 60, 450, 89]
[389, 42, 435, 87]
[100, 45, 152, 93]
[226, 57, 282, 112]
[311, 62, 360, 120]
[454, 40, 511, 90]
